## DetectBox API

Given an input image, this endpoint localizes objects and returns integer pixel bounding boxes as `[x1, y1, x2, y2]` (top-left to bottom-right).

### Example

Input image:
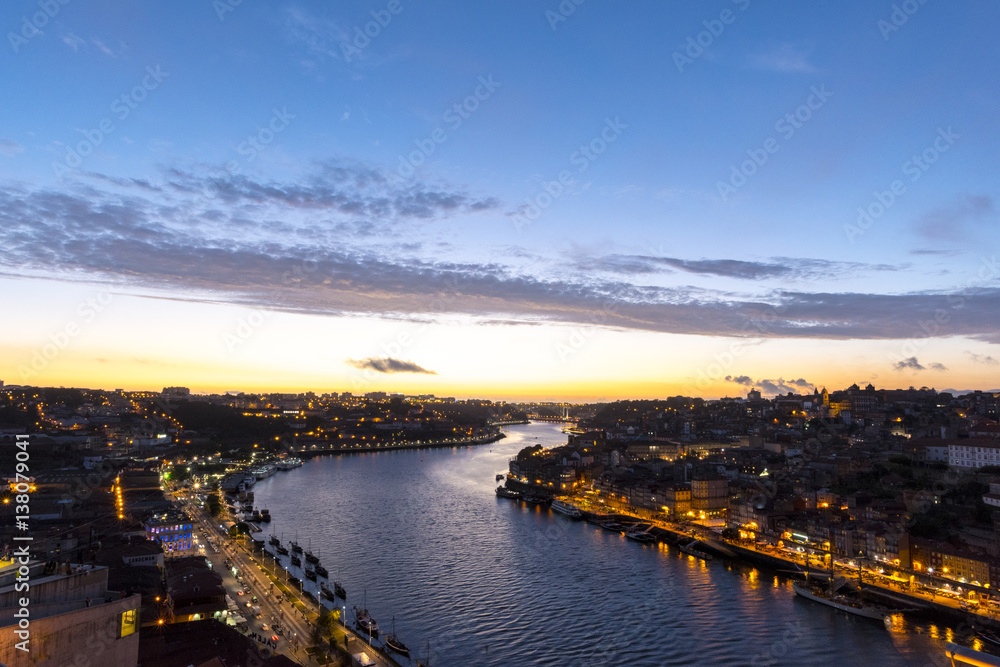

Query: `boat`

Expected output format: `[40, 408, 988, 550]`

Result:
[305, 542, 319, 564]
[523, 495, 551, 507]
[355, 593, 379, 639]
[276, 545, 289, 555]
[334, 581, 346, 599]
[550, 499, 583, 519]
[305, 568, 317, 581]
[275, 457, 303, 470]
[495, 486, 522, 500]
[384, 616, 410, 657]
[268, 535, 280, 547]
[496, 473, 505, 481]
[260, 508, 271, 522]
[320, 582, 336, 601]
[315, 564, 328, 578]
[291, 554, 302, 567]
[679, 540, 713, 561]
[600, 522, 624, 532]
[291, 540, 303, 554]
[791, 582, 892, 621]
[625, 524, 656, 543]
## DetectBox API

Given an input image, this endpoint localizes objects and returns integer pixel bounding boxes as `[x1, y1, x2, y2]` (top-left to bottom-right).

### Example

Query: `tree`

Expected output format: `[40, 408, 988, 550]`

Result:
[207, 493, 222, 517]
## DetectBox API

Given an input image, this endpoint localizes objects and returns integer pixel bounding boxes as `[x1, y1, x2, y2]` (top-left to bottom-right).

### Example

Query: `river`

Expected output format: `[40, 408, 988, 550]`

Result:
[249, 421, 961, 666]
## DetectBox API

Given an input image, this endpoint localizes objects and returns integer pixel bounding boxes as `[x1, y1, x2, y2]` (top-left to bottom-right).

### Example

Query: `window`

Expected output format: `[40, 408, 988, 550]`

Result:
[119, 609, 138, 638]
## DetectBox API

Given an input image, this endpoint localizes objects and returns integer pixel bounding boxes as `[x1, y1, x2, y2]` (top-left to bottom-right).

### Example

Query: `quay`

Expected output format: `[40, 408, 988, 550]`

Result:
[504, 487, 1000, 632]
[291, 431, 505, 458]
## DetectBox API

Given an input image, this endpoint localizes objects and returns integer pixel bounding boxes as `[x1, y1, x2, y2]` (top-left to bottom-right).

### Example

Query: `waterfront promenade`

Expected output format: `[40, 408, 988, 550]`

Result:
[564, 493, 1000, 628]
[173, 490, 401, 666]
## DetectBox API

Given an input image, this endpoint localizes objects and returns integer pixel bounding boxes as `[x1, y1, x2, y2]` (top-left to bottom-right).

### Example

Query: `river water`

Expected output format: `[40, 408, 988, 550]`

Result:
[250, 421, 964, 666]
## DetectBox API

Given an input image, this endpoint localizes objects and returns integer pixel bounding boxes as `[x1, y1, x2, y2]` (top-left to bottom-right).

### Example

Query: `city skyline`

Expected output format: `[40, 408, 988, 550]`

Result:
[2, 1, 999, 401]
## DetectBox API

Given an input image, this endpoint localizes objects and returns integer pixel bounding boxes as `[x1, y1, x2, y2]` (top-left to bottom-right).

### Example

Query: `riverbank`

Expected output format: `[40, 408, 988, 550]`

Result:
[541, 492, 1000, 633]
[292, 431, 505, 459]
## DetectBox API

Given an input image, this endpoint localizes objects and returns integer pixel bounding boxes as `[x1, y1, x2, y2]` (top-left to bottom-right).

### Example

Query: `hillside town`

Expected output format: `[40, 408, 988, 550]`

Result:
[3, 381, 1000, 665]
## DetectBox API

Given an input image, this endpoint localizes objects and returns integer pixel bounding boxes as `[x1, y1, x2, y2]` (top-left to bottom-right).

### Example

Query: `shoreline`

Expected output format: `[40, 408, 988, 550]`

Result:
[291, 432, 505, 459]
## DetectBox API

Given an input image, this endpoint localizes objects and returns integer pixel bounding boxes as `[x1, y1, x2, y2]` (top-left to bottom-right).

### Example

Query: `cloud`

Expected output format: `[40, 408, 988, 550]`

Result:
[0, 139, 23, 157]
[725, 375, 814, 396]
[966, 352, 999, 366]
[929, 362, 948, 371]
[581, 254, 897, 281]
[62, 33, 86, 51]
[916, 194, 996, 241]
[893, 357, 925, 371]
[2, 166, 1000, 345]
[749, 43, 817, 73]
[346, 357, 436, 374]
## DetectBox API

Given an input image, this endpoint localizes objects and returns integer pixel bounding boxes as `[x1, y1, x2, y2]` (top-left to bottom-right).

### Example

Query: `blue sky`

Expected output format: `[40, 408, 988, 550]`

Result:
[1, 0, 998, 399]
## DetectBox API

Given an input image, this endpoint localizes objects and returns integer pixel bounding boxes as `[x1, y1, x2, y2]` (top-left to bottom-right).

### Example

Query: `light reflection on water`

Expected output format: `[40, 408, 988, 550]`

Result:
[249, 422, 977, 666]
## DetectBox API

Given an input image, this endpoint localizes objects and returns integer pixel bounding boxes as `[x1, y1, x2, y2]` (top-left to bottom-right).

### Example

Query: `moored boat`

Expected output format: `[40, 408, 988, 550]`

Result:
[384, 616, 409, 657]
[523, 495, 551, 507]
[791, 582, 891, 621]
[320, 582, 337, 601]
[495, 486, 522, 500]
[355, 604, 379, 639]
[291, 555, 301, 567]
[334, 581, 346, 599]
[315, 564, 329, 578]
[625, 524, 656, 543]
[679, 541, 713, 561]
[276, 545, 289, 555]
[550, 499, 583, 519]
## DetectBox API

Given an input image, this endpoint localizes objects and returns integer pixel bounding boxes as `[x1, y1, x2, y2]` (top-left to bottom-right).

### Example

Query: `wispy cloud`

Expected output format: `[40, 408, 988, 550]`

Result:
[967, 352, 999, 366]
[916, 194, 996, 241]
[749, 43, 817, 73]
[0, 139, 23, 157]
[2, 165, 1000, 344]
[347, 357, 436, 374]
[580, 254, 897, 281]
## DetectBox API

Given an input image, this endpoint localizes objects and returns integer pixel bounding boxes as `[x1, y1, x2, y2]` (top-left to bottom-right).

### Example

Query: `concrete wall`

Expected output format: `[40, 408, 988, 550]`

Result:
[0, 593, 140, 667]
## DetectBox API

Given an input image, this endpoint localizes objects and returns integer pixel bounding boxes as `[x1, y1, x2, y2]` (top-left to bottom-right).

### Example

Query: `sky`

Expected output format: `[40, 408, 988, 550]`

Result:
[1, 0, 999, 401]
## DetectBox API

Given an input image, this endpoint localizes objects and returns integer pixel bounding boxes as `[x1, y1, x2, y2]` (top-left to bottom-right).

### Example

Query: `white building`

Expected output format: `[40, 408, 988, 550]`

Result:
[949, 438, 1000, 469]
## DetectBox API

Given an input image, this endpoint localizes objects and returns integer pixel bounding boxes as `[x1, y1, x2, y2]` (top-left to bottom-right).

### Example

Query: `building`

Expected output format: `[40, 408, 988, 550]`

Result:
[691, 477, 729, 518]
[0, 562, 141, 666]
[145, 513, 194, 555]
[948, 438, 1000, 469]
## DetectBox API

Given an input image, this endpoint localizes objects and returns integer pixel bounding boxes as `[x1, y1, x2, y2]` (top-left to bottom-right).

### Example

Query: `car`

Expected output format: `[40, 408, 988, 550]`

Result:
[237, 590, 245, 596]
